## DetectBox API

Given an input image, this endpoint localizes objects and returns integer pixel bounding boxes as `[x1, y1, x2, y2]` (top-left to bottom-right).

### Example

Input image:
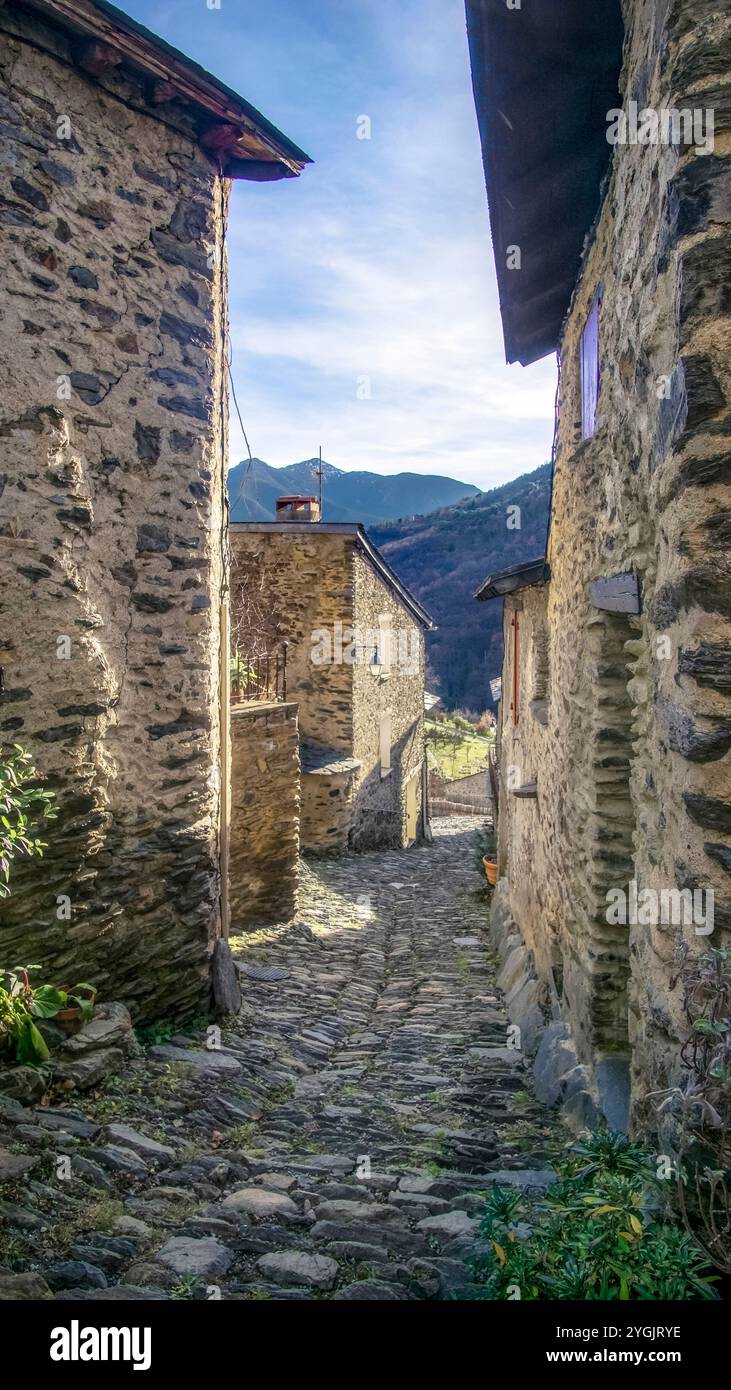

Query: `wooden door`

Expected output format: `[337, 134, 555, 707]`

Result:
[405, 772, 420, 844]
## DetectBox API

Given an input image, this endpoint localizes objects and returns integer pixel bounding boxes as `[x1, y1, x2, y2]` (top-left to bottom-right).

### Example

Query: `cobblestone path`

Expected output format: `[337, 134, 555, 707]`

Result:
[0, 819, 561, 1302]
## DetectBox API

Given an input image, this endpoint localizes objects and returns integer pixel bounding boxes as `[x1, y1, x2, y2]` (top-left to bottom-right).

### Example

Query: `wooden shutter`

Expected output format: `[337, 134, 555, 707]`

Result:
[510, 614, 520, 726]
[580, 297, 600, 439]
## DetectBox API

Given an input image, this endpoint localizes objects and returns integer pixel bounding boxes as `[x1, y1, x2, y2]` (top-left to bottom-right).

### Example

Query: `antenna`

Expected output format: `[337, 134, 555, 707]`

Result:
[317, 446, 324, 520]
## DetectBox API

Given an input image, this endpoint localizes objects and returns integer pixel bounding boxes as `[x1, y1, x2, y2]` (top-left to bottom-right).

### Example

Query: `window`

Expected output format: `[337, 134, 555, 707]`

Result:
[379, 712, 392, 776]
[580, 295, 600, 439]
[509, 613, 520, 726]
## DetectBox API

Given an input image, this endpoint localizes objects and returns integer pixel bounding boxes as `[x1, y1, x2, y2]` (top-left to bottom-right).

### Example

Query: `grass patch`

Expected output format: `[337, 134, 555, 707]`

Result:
[426, 716, 494, 779]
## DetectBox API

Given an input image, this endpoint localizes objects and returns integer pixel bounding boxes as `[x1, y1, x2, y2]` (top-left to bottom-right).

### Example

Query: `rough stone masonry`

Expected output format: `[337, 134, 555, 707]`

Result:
[0, 2, 308, 1019]
[470, 0, 731, 1131]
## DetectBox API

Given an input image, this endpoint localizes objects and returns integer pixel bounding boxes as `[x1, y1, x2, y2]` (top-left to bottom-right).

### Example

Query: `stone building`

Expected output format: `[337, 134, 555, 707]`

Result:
[0, 0, 310, 1020]
[230, 513, 434, 854]
[468, 0, 731, 1130]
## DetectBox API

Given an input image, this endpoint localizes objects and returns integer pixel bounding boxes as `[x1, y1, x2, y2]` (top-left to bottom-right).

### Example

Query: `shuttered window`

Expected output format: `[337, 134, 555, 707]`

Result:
[580, 296, 600, 439]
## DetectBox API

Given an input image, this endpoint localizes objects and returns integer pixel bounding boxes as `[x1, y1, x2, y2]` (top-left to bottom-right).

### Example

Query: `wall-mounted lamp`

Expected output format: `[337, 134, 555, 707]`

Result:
[369, 646, 383, 680]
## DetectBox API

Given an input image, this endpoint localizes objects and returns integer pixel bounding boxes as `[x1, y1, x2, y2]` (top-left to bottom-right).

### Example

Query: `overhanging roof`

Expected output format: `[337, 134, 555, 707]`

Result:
[231, 522, 436, 631]
[10, 0, 312, 178]
[475, 557, 550, 602]
[465, 0, 623, 364]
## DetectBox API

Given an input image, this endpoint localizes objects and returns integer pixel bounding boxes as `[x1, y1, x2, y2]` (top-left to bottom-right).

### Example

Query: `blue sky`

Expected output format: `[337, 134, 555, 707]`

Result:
[123, 0, 557, 489]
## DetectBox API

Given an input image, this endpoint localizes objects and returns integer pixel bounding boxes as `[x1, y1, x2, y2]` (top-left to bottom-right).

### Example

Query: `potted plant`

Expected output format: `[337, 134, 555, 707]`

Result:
[54, 982, 97, 1035]
[483, 855, 498, 887]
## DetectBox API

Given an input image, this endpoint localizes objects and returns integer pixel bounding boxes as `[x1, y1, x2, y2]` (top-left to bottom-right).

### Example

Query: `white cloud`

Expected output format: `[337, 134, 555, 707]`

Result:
[122, 0, 557, 489]
[227, 206, 557, 485]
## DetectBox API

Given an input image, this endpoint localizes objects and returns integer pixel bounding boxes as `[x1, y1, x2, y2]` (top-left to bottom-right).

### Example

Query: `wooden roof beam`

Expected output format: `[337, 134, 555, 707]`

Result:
[77, 36, 122, 76]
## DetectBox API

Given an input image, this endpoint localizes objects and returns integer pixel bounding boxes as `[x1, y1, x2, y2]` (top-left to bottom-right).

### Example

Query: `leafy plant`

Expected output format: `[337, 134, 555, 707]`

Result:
[171, 1275, 199, 1300]
[0, 965, 96, 1064]
[467, 1132, 718, 1301]
[230, 652, 257, 700]
[473, 824, 496, 873]
[136, 1019, 176, 1050]
[655, 946, 731, 1273]
[0, 744, 56, 897]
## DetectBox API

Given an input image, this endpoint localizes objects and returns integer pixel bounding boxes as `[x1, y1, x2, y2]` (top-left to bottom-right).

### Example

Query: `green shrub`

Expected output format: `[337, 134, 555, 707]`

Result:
[0, 967, 96, 1064]
[468, 1131, 719, 1300]
[0, 743, 56, 897]
[473, 824, 496, 872]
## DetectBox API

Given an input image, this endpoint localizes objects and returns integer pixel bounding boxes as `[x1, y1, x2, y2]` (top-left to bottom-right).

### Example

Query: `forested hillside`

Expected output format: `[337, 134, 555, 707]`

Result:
[370, 464, 551, 712]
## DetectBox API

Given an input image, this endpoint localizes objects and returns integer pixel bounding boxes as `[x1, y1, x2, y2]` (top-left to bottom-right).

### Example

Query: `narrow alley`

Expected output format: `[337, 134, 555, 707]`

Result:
[0, 820, 562, 1302]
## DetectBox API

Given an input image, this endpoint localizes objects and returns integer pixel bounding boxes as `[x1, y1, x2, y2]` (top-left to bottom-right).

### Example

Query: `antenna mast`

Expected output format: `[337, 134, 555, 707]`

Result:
[317, 446, 324, 520]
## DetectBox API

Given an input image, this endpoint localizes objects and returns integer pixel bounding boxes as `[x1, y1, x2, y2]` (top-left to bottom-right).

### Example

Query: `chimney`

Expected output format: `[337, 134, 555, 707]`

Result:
[275, 495, 321, 523]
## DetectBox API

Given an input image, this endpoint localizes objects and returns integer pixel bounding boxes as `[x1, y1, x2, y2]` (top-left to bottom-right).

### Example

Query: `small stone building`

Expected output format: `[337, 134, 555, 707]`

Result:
[230, 514, 434, 853]
[468, 0, 731, 1129]
[0, 0, 309, 1019]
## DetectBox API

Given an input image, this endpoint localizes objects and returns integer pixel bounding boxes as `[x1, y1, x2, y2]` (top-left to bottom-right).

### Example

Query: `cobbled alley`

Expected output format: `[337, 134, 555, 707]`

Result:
[0, 819, 562, 1302]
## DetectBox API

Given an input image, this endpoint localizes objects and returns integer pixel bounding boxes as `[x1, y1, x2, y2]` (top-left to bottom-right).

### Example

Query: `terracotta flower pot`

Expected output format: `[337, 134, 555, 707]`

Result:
[54, 984, 96, 1035]
[483, 855, 498, 887]
[55, 1006, 84, 1036]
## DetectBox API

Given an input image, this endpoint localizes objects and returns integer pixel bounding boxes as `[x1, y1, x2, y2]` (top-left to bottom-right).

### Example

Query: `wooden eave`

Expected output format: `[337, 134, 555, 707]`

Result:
[465, 0, 623, 365]
[12, 0, 312, 177]
[474, 558, 550, 602]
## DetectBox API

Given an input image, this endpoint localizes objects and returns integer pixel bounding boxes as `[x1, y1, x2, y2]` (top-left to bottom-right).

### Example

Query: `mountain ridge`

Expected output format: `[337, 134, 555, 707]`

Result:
[228, 457, 479, 524]
[369, 463, 552, 712]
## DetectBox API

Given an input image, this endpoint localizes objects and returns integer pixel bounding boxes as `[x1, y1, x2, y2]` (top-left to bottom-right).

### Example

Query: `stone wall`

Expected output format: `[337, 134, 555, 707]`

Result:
[429, 768, 490, 817]
[230, 528, 354, 751]
[493, 0, 731, 1128]
[495, 586, 559, 993]
[300, 768, 357, 853]
[350, 550, 426, 850]
[229, 703, 299, 930]
[0, 10, 228, 1020]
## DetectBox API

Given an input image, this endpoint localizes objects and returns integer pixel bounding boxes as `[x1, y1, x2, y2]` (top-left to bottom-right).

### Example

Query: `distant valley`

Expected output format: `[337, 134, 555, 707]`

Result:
[227, 457, 479, 524]
[370, 464, 551, 713]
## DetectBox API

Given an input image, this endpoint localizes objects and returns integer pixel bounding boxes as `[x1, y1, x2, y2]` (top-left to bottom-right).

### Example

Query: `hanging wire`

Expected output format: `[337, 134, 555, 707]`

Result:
[227, 337, 253, 466]
[227, 336, 259, 516]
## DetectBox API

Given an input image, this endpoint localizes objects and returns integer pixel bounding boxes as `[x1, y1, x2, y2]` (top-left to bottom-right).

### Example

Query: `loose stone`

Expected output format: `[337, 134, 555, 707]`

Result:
[255, 1251, 339, 1290]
